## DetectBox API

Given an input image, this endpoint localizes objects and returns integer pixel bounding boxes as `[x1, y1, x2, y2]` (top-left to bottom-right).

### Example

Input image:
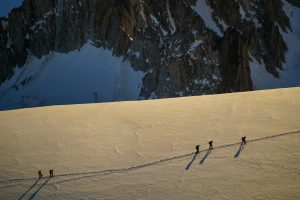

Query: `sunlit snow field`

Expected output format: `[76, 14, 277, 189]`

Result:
[0, 87, 300, 199]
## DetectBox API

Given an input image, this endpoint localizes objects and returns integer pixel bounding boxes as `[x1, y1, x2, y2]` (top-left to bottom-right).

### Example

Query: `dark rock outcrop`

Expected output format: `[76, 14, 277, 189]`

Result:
[0, 0, 298, 103]
[219, 27, 253, 92]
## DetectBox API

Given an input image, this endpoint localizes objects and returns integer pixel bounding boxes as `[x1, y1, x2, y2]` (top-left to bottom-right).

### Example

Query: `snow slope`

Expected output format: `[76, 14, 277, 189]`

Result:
[250, 0, 300, 90]
[0, 42, 144, 110]
[0, 87, 300, 199]
[0, 0, 23, 17]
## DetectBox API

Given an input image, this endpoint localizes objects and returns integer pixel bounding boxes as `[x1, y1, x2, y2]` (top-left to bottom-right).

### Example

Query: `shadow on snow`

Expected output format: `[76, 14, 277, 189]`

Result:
[199, 149, 212, 165]
[234, 144, 246, 158]
[28, 178, 50, 200]
[185, 153, 199, 170]
[0, 130, 298, 188]
[17, 179, 40, 200]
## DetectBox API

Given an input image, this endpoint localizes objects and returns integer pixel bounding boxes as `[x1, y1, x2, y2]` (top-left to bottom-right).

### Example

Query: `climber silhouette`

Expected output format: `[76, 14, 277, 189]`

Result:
[241, 136, 247, 146]
[195, 145, 200, 154]
[38, 170, 43, 179]
[49, 170, 54, 177]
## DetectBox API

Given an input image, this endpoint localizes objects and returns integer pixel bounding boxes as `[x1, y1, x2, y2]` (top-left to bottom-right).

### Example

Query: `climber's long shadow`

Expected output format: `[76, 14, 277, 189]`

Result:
[17, 179, 39, 200]
[185, 153, 198, 170]
[200, 149, 212, 165]
[234, 144, 245, 158]
[28, 178, 50, 200]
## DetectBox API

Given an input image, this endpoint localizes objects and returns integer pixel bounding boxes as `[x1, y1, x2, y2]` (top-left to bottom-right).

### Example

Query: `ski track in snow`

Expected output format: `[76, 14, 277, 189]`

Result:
[1, 130, 299, 189]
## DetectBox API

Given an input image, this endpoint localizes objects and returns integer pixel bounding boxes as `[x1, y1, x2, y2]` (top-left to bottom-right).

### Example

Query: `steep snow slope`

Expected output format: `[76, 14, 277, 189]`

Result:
[0, 87, 300, 199]
[0, 42, 144, 110]
[0, 0, 23, 16]
[250, 0, 300, 89]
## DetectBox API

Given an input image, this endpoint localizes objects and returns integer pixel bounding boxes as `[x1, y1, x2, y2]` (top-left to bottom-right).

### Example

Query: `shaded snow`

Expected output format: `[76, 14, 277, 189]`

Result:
[250, 1, 300, 89]
[0, 42, 144, 110]
[239, 5, 247, 19]
[250, 55, 287, 89]
[140, 6, 146, 22]
[188, 40, 204, 59]
[217, 17, 228, 31]
[188, 40, 204, 53]
[166, 0, 176, 35]
[1, 21, 8, 29]
[31, 11, 53, 31]
[194, 78, 209, 85]
[191, 0, 223, 36]
[150, 15, 159, 26]
[0, 0, 23, 17]
[281, 0, 300, 85]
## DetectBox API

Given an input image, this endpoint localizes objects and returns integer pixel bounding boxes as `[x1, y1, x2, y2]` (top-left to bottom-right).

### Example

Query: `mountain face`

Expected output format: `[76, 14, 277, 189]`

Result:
[0, 0, 299, 110]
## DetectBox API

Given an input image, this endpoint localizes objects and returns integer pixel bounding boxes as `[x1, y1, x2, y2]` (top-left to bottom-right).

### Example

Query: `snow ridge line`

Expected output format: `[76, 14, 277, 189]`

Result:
[0, 130, 299, 187]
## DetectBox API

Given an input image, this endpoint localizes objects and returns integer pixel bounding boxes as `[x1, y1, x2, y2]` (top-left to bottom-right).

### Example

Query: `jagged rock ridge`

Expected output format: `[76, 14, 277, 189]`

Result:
[0, 0, 299, 109]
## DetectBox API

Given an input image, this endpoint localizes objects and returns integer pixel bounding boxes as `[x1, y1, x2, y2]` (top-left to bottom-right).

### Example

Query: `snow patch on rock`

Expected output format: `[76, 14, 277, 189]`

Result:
[191, 0, 223, 36]
[166, 0, 176, 35]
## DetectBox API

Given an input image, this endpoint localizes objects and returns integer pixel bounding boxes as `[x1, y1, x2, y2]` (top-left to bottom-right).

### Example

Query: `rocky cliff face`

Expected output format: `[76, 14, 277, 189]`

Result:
[0, 0, 299, 107]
